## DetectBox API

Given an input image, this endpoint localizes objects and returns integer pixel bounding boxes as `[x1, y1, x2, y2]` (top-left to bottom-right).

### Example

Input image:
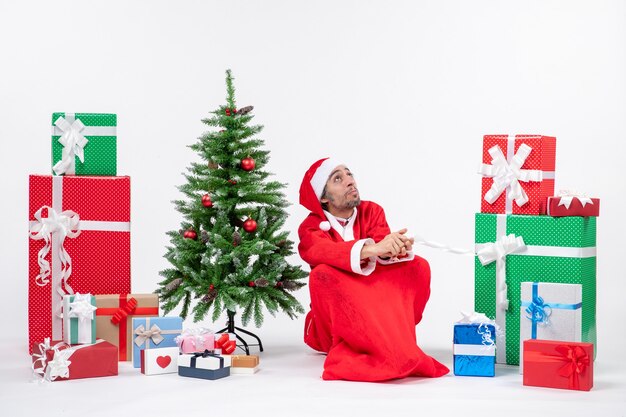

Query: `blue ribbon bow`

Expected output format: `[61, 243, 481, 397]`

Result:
[521, 282, 582, 339]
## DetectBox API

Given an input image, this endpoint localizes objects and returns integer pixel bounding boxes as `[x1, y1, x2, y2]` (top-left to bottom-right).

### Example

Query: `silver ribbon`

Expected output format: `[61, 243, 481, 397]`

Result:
[134, 324, 165, 347]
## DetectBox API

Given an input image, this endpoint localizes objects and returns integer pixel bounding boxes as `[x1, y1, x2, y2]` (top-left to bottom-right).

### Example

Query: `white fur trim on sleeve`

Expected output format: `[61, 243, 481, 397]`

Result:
[351, 238, 376, 276]
[377, 251, 415, 265]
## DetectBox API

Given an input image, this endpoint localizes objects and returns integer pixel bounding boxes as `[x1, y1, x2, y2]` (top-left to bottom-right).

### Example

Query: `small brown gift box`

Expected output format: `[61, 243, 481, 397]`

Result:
[95, 294, 159, 361]
[230, 354, 260, 368]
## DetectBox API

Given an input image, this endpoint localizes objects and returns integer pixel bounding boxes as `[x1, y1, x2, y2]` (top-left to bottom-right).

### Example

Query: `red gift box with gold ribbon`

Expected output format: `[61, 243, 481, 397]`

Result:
[523, 339, 593, 391]
[28, 175, 131, 353]
[95, 294, 159, 361]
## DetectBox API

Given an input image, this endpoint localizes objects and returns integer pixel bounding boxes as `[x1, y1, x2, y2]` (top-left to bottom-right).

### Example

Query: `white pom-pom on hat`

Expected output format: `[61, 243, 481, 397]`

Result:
[319, 221, 331, 231]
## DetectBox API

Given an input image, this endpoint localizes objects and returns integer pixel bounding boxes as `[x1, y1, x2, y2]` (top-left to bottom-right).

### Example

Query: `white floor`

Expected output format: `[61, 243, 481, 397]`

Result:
[2, 336, 624, 417]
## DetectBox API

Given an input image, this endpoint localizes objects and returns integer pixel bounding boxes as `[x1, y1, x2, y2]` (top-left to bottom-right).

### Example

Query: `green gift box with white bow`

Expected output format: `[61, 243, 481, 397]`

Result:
[51, 112, 117, 176]
[474, 213, 596, 365]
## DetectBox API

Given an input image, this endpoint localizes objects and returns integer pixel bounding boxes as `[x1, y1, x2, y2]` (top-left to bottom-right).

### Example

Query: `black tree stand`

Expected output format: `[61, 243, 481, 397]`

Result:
[215, 310, 264, 355]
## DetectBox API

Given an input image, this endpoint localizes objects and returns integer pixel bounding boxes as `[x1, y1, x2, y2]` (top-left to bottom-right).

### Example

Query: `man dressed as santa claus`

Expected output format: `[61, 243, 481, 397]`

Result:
[299, 157, 449, 381]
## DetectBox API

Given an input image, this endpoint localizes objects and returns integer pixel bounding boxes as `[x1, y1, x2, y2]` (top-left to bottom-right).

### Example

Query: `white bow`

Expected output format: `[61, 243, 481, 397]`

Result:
[557, 189, 594, 209]
[456, 311, 495, 325]
[52, 116, 89, 175]
[68, 293, 96, 322]
[476, 234, 526, 311]
[32, 338, 73, 382]
[478, 144, 543, 208]
[29, 206, 80, 292]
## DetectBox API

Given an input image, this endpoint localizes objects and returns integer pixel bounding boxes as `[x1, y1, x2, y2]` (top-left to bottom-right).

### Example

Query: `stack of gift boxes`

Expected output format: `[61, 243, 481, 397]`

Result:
[28, 112, 259, 382]
[453, 134, 598, 392]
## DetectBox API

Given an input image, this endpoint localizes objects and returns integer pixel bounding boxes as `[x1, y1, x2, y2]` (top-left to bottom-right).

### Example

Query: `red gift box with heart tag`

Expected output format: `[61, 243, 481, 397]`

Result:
[140, 346, 179, 375]
[523, 339, 593, 391]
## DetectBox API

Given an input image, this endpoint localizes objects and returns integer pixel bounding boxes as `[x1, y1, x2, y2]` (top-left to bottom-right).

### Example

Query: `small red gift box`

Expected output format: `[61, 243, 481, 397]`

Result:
[479, 134, 556, 215]
[547, 194, 600, 217]
[523, 339, 593, 391]
[28, 175, 131, 353]
[32, 339, 118, 381]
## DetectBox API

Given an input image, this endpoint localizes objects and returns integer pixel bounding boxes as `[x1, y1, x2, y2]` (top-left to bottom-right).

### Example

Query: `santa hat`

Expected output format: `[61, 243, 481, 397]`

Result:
[299, 157, 341, 231]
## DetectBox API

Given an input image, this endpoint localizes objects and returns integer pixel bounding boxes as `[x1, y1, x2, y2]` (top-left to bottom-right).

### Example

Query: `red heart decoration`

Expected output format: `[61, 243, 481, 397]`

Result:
[156, 355, 172, 369]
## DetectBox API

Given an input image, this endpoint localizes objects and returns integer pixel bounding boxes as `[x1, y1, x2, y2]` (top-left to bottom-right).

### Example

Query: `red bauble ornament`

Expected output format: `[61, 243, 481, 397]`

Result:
[201, 194, 213, 208]
[243, 218, 257, 233]
[209, 284, 214, 290]
[248, 281, 256, 287]
[275, 281, 283, 288]
[240, 156, 256, 172]
[225, 109, 231, 116]
[183, 229, 197, 240]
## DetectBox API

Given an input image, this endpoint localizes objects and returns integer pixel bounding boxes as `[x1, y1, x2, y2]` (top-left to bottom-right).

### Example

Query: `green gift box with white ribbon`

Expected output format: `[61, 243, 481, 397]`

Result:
[474, 213, 596, 365]
[51, 112, 117, 176]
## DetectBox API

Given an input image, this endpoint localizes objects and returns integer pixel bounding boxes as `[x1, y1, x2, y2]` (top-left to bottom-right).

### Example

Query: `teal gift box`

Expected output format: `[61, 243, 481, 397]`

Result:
[51, 112, 117, 176]
[131, 316, 182, 368]
[63, 293, 97, 345]
[474, 213, 596, 365]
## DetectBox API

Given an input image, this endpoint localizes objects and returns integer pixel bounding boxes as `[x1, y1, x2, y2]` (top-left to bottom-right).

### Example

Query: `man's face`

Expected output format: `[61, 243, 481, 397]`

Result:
[321, 165, 361, 214]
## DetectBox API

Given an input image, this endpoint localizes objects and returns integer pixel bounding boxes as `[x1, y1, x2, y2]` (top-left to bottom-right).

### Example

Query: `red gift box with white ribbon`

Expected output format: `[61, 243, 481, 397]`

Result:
[32, 338, 118, 382]
[547, 191, 600, 217]
[479, 134, 556, 215]
[28, 175, 131, 353]
[523, 339, 593, 391]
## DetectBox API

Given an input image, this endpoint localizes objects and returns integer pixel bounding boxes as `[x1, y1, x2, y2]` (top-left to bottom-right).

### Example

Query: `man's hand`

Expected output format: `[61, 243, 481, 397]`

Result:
[360, 228, 415, 260]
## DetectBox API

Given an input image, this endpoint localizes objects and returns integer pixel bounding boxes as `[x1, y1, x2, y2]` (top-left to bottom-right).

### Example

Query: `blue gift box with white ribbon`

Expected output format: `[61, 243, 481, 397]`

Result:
[519, 281, 582, 373]
[453, 323, 496, 377]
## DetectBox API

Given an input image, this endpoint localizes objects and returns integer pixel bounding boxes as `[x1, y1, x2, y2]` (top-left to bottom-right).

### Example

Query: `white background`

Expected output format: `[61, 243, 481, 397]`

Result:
[1, 1, 625, 415]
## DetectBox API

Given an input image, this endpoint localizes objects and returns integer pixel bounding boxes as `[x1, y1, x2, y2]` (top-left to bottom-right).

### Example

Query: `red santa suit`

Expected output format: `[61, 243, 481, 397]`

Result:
[299, 158, 449, 382]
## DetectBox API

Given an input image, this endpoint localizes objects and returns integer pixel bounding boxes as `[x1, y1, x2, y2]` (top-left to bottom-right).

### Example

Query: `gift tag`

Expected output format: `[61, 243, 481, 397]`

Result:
[141, 347, 179, 375]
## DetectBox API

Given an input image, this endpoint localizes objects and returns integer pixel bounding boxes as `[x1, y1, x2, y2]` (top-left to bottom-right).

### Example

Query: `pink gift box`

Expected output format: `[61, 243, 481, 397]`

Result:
[176, 329, 215, 353]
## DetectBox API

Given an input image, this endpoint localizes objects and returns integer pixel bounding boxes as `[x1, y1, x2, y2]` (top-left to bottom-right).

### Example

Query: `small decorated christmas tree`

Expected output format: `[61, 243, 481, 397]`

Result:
[157, 70, 307, 331]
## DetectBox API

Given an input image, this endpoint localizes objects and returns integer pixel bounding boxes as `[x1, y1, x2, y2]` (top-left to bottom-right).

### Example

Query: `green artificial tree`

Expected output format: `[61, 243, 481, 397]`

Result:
[157, 70, 307, 349]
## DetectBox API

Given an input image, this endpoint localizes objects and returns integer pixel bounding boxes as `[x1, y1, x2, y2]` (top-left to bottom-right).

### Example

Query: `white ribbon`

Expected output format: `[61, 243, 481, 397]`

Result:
[478, 142, 543, 211]
[456, 311, 496, 325]
[476, 234, 526, 312]
[28, 206, 80, 292]
[134, 324, 165, 347]
[453, 344, 496, 356]
[67, 293, 96, 322]
[52, 115, 89, 176]
[176, 327, 214, 352]
[557, 189, 594, 209]
[65, 293, 97, 344]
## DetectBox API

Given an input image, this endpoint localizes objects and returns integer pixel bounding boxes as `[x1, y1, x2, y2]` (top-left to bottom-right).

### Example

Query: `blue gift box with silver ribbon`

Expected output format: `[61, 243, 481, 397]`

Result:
[453, 322, 496, 377]
[519, 281, 582, 373]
